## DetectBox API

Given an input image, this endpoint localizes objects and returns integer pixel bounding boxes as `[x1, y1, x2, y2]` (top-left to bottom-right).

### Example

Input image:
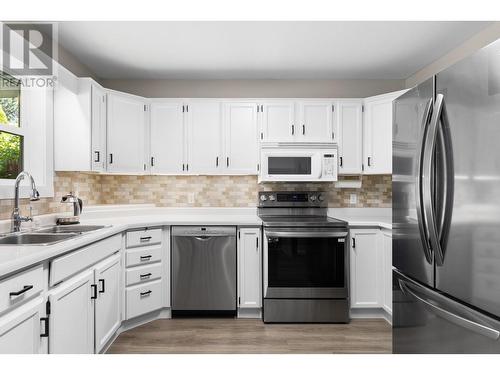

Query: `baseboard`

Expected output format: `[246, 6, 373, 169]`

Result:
[237, 308, 262, 319]
[350, 307, 392, 325]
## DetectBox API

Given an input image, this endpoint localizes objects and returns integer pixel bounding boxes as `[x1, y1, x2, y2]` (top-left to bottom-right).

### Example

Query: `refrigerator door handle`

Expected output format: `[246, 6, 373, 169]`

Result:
[422, 93, 454, 266]
[415, 98, 434, 264]
[398, 276, 500, 341]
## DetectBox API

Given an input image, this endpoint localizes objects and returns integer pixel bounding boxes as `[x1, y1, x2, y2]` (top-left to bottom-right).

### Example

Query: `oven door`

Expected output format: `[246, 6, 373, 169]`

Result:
[259, 149, 321, 182]
[263, 228, 348, 299]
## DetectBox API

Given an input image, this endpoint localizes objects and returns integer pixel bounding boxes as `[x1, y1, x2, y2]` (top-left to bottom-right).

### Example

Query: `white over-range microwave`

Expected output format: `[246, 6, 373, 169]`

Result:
[259, 143, 338, 182]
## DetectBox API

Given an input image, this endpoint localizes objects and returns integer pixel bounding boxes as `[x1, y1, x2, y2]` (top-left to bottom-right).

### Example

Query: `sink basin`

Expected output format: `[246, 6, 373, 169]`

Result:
[0, 233, 79, 245]
[35, 225, 108, 234]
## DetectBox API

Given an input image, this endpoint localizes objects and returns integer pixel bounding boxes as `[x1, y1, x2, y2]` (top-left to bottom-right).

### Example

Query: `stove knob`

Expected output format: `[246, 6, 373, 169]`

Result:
[260, 194, 268, 202]
[318, 194, 325, 202]
[309, 194, 317, 202]
[268, 194, 276, 201]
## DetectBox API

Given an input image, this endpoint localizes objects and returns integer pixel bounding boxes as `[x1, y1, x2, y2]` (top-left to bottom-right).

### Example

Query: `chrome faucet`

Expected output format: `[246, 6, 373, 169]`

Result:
[12, 171, 40, 232]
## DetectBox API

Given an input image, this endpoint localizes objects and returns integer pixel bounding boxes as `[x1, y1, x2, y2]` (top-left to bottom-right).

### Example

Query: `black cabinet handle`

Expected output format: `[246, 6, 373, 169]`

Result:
[226, 157, 229, 167]
[94, 151, 100, 163]
[109, 153, 113, 164]
[140, 273, 152, 279]
[291, 124, 294, 135]
[352, 238, 356, 248]
[368, 157, 371, 167]
[140, 236, 152, 242]
[40, 317, 49, 338]
[151, 157, 155, 167]
[140, 255, 152, 261]
[302, 124, 305, 135]
[216, 156, 219, 167]
[340, 157, 343, 167]
[91, 284, 97, 299]
[9, 285, 33, 297]
[140, 290, 152, 297]
[182, 164, 185, 171]
[99, 278, 105, 293]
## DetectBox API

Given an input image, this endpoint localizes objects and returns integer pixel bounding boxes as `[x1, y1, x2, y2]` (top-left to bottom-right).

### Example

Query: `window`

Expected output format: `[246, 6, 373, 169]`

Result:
[0, 73, 23, 179]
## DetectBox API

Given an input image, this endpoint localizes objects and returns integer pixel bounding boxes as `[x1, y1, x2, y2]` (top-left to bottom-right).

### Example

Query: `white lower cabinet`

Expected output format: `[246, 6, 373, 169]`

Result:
[381, 230, 392, 314]
[0, 297, 46, 354]
[48, 252, 121, 354]
[237, 228, 262, 310]
[350, 229, 383, 308]
[94, 254, 122, 353]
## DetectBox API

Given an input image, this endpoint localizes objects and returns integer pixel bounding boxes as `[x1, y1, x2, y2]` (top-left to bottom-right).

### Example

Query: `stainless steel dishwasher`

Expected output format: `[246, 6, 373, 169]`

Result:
[171, 226, 237, 316]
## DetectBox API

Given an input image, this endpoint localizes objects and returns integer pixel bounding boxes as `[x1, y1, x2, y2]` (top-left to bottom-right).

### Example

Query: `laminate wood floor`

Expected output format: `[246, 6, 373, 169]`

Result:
[107, 318, 392, 354]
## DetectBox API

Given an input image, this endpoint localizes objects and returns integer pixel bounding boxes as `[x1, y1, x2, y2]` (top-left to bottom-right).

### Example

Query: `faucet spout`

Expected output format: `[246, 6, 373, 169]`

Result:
[12, 171, 40, 232]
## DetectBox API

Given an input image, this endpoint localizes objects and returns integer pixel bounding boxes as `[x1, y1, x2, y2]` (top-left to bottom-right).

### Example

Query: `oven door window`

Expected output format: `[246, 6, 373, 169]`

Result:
[267, 236, 345, 288]
[268, 157, 311, 175]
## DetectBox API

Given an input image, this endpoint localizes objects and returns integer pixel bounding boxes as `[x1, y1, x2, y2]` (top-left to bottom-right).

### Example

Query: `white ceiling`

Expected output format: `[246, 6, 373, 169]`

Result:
[58, 21, 492, 80]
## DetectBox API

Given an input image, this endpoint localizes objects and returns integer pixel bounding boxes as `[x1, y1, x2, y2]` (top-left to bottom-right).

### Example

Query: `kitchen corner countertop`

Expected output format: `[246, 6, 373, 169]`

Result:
[0, 206, 261, 278]
[328, 208, 392, 230]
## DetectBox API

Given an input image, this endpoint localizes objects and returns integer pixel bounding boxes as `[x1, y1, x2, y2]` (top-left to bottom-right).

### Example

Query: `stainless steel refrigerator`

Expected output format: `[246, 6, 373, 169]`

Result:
[393, 38, 500, 353]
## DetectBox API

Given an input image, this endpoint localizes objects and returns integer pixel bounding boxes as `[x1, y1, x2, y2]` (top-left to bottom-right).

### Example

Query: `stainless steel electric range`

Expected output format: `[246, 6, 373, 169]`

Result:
[258, 191, 349, 323]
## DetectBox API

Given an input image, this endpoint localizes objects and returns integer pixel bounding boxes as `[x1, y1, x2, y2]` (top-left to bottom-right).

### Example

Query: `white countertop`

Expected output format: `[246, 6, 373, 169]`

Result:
[0, 205, 391, 278]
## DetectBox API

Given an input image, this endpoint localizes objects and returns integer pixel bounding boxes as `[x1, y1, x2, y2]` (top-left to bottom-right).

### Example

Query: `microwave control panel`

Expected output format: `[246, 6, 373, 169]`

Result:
[322, 153, 336, 177]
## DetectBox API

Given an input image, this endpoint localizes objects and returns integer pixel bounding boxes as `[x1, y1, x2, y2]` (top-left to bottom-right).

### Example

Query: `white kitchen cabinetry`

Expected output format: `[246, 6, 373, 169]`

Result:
[297, 101, 336, 142]
[48, 269, 95, 354]
[237, 228, 262, 311]
[349, 229, 383, 308]
[94, 254, 121, 353]
[338, 101, 363, 175]
[260, 101, 295, 142]
[223, 102, 259, 174]
[107, 91, 146, 173]
[381, 230, 392, 315]
[150, 102, 186, 174]
[187, 101, 222, 174]
[54, 67, 106, 172]
[0, 297, 46, 354]
[363, 90, 406, 174]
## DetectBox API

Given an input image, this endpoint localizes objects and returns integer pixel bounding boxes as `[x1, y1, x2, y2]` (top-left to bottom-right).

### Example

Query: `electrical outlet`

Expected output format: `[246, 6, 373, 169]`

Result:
[188, 192, 195, 204]
[350, 194, 357, 205]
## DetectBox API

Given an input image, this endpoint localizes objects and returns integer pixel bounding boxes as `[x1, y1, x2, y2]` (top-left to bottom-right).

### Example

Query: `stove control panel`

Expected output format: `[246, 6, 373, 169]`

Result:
[258, 191, 327, 207]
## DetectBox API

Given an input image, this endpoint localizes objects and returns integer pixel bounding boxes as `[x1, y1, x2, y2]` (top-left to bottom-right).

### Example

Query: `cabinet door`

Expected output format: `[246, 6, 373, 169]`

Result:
[224, 102, 259, 174]
[0, 297, 45, 354]
[298, 101, 335, 142]
[382, 231, 392, 314]
[261, 102, 295, 142]
[350, 229, 382, 308]
[363, 97, 393, 174]
[95, 254, 121, 353]
[238, 228, 262, 309]
[107, 92, 146, 173]
[91, 84, 107, 172]
[338, 102, 363, 175]
[150, 102, 185, 174]
[48, 270, 94, 354]
[187, 101, 222, 174]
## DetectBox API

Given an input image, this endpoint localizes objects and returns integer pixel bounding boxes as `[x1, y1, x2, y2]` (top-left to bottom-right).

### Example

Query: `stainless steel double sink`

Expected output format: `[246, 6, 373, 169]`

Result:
[0, 225, 109, 246]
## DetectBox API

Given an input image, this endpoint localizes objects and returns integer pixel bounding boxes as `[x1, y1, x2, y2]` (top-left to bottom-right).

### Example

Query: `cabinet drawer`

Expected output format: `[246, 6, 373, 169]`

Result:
[126, 263, 163, 286]
[50, 234, 122, 286]
[126, 279, 163, 319]
[0, 265, 43, 315]
[126, 228, 162, 248]
[126, 246, 162, 267]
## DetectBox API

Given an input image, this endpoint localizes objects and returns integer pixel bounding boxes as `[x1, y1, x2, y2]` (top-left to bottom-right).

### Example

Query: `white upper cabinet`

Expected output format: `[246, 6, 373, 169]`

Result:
[187, 101, 222, 174]
[54, 67, 105, 172]
[363, 90, 406, 174]
[260, 101, 295, 142]
[338, 101, 363, 175]
[150, 102, 186, 174]
[107, 91, 146, 173]
[297, 101, 336, 142]
[223, 102, 259, 174]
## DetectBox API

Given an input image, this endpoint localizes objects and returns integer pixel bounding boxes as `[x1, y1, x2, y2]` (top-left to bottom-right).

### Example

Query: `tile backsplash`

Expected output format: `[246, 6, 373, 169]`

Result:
[0, 172, 391, 220]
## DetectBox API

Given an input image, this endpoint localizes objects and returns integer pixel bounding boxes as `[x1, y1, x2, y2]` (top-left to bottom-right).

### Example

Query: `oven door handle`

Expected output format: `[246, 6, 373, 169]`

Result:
[265, 231, 348, 238]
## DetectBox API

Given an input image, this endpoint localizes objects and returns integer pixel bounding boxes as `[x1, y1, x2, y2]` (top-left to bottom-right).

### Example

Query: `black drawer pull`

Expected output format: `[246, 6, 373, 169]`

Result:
[140, 273, 152, 279]
[94, 151, 100, 163]
[140, 255, 152, 261]
[99, 278, 105, 293]
[140, 290, 152, 297]
[9, 285, 33, 297]
[40, 317, 49, 338]
[140, 236, 152, 242]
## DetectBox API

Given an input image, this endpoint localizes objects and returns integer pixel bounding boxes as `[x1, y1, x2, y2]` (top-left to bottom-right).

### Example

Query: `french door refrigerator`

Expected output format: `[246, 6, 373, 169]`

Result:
[393, 38, 500, 353]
